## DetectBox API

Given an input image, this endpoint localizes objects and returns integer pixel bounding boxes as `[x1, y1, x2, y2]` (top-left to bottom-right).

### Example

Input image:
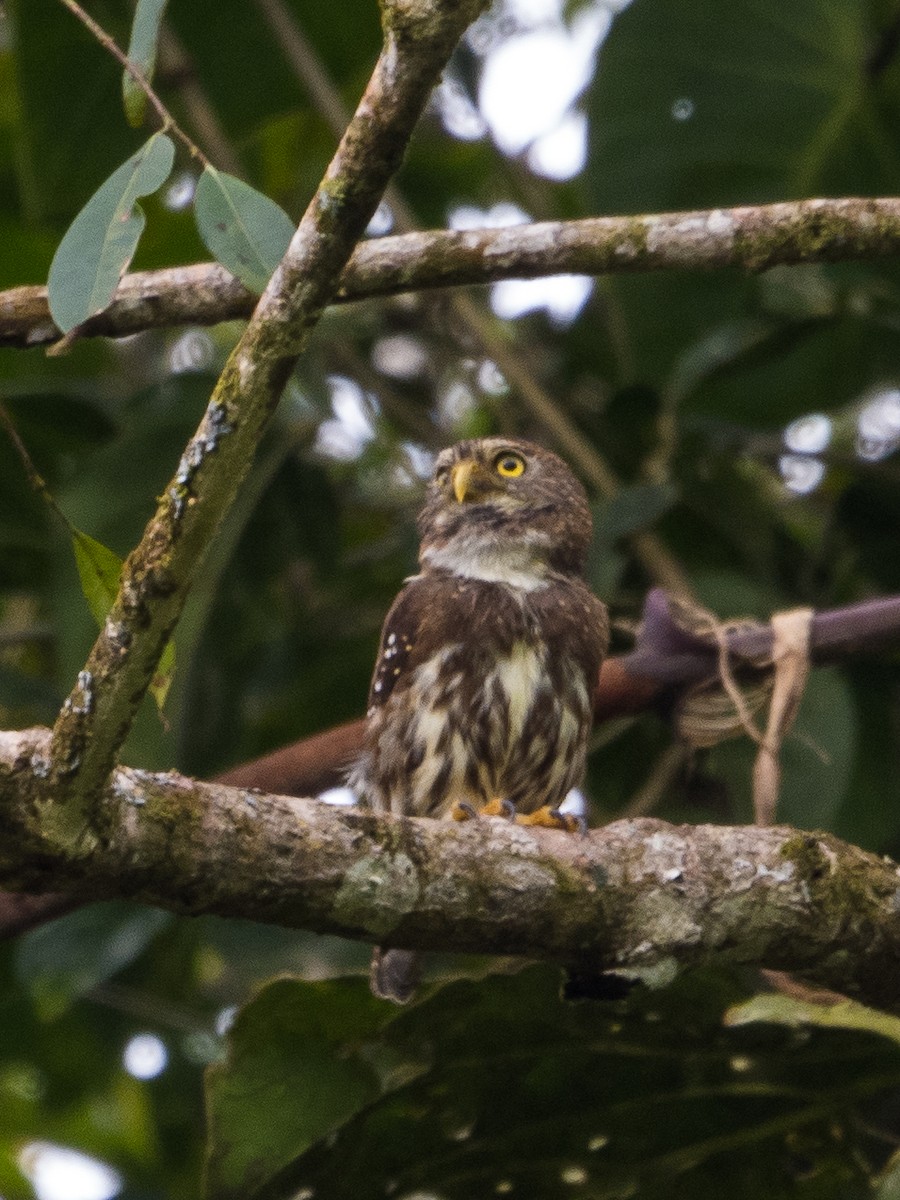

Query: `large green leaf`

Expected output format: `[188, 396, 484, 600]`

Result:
[122, 0, 170, 127]
[581, 0, 900, 420]
[204, 978, 406, 1200]
[702, 665, 857, 830]
[47, 132, 175, 333]
[14, 902, 173, 1019]
[166, 0, 380, 147]
[8, 0, 138, 224]
[588, 482, 678, 598]
[194, 166, 294, 293]
[586, 0, 898, 214]
[206, 967, 896, 1200]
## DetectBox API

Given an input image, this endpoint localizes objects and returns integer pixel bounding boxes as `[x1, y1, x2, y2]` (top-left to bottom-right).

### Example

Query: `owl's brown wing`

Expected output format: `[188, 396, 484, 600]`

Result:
[366, 579, 433, 710]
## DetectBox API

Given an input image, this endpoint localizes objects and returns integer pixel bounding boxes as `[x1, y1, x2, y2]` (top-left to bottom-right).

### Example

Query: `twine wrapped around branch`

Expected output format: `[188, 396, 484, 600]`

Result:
[671, 601, 814, 824]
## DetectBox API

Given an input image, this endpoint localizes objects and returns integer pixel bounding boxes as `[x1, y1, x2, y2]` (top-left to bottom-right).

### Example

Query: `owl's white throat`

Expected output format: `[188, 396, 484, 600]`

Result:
[420, 531, 551, 591]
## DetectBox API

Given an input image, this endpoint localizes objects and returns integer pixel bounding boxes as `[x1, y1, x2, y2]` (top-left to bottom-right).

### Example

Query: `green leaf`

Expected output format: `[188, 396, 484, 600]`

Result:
[72, 529, 124, 627]
[149, 637, 175, 711]
[9, 0, 139, 224]
[71, 528, 175, 714]
[726, 993, 900, 1046]
[587, 0, 897, 215]
[14, 902, 173, 1019]
[194, 166, 294, 293]
[875, 1152, 900, 1199]
[588, 483, 677, 598]
[596, 482, 679, 545]
[204, 977, 407, 1200]
[122, 0, 170, 127]
[219, 967, 889, 1200]
[47, 132, 175, 333]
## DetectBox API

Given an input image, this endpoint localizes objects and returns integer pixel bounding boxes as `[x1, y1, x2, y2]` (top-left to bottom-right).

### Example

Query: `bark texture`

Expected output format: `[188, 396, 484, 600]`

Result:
[3, 728, 900, 1011]
[4, 197, 900, 348]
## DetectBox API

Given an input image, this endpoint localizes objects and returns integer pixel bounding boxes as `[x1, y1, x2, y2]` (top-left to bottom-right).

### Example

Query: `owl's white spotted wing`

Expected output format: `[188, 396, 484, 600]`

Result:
[366, 583, 427, 712]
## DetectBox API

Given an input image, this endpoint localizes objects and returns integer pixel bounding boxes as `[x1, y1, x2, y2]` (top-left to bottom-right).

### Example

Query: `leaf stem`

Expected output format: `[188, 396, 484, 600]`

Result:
[0, 401, 74, 535]
[56, 0, 208, 166]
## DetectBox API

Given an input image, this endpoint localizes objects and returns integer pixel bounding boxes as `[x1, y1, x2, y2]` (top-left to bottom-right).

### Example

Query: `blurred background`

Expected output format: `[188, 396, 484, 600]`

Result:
[3, 0, 900, 1194]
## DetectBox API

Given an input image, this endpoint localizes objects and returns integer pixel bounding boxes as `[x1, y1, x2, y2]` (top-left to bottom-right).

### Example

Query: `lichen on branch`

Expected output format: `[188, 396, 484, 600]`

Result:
[4, 197, 900, 349]
[3, 728, 900, 1011]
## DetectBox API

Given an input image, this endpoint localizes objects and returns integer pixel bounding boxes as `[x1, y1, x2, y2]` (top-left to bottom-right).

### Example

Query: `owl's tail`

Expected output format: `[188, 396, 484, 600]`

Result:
[370, 946, 420, 1004]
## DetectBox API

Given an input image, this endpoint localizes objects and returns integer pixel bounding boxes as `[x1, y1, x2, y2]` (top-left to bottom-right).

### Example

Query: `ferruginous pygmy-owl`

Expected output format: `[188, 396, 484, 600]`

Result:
[349, 438, 609, 1002]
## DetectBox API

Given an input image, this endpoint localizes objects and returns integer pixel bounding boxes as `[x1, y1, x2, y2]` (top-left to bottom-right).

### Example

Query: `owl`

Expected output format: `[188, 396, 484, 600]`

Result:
[350, 437, 609, 1001]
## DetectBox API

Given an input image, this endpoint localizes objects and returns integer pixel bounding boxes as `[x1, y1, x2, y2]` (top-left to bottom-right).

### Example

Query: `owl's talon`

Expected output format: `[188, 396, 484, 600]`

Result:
[451, 800, 479, 822]
[516, 804, 587, 834]
[552, 809, 588, 837]
[451, 797, 516, 822]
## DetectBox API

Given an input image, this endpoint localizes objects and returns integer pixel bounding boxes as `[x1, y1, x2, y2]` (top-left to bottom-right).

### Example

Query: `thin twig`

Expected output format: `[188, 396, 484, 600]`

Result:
[0, 402, 73, 533]
[57, 0, 208, 165]
[252, 0, 350, 143]
[619, 741, 689, 819]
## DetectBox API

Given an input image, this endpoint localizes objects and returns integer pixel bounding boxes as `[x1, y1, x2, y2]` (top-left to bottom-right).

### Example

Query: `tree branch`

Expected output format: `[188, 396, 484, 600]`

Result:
[4, 197, 900, 349]
[217, 589, 900, 795]
[41, 0, 488, 846]
[3, 727, 900, 1010]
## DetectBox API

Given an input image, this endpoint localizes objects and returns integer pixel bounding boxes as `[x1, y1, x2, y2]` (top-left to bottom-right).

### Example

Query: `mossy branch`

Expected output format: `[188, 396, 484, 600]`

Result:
[3, 727, 900, 1010]
[41, 0, 489, 847]
[4, 197, 900, 348]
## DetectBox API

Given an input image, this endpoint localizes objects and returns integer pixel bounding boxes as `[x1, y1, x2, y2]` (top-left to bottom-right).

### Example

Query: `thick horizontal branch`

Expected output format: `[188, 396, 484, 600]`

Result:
[7, 589, 898, 939]
[3, 196, 900, 348]
[3, 727, 900, 1008]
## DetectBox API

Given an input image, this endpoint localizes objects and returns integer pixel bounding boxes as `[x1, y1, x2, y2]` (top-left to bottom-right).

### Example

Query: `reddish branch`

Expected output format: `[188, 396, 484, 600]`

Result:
[218, 589, 900, 794]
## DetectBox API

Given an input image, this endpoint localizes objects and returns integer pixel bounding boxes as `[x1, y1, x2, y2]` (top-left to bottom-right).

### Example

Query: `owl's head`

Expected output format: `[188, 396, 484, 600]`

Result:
[417, 438, 593, 582]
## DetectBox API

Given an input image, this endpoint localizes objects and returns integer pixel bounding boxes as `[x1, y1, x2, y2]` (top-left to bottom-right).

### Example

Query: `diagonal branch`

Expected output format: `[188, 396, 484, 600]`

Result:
[3, 727, 900, 1011]
[5, 197, 900, 349]
[41, 0, 489, 847]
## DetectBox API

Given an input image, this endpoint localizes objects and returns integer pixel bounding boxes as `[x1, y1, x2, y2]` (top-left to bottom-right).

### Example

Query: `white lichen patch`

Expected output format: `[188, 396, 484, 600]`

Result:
[706, 208, 735, 236]
[332, 850, 421, 936]
[641, 829, 689, 882]
[110, 771, 147, 808]
[236, 351, 255, 389]
[484, 224, 556, 260]
[754, 860, 795, 884]
[646, 211, 734, 264]
[103, 616, 129, 648]
[646, 215, 705, 255]
[629, 887, 703, 951]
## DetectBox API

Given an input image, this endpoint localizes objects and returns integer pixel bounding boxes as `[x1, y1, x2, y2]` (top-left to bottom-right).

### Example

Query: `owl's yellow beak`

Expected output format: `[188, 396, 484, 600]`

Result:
[451, 459, 476, 503]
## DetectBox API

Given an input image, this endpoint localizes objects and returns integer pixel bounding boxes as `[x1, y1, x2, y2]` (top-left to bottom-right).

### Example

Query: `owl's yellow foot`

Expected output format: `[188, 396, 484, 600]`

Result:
[516, 805, 587, 835]
[451, 797, 516, 822]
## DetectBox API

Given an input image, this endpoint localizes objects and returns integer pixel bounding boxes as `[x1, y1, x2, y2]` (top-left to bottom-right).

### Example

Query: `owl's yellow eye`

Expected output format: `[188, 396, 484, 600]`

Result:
[494, 452, 526, 478]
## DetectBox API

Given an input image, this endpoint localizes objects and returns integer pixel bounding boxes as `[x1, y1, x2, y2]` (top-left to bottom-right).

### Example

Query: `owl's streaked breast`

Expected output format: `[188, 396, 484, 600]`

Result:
[357, 580, 596, 818]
